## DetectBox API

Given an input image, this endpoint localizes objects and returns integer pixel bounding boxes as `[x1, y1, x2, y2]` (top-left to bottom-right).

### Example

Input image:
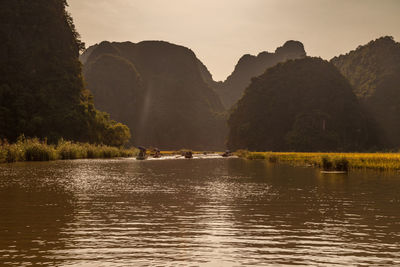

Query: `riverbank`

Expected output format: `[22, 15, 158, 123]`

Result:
[0, 138, 138, 164]
[236, 150, 400, 171]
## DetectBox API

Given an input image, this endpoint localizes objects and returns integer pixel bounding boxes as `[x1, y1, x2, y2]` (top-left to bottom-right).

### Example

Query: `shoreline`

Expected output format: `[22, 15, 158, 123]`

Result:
[235, 151, 400, 171]
[0, 143, 225, 164]
[6, 142, 400, 172]
[0, 138, 138, 164]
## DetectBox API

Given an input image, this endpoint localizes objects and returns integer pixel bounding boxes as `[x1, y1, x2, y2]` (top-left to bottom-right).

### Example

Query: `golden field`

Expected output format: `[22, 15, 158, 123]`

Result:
[235, 150, 400, 171]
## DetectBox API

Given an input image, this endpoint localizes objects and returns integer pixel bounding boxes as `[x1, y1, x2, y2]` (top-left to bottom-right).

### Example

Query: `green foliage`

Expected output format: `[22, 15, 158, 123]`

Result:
[0, 137, 57, 163]
[227, 57, 379, 152]
[105, 123, 131, 147]
[321, 156, 333, 170]
[1, 141, 25, 163]
[321, 156, 349, 171]
[24, 139, 58, 161]
[331, 36, 400, 148]
[0, 137, 138, 164]
[57, 140, 88, 160]
[333, 157, 349, 172]
[0, 0, 131, 146]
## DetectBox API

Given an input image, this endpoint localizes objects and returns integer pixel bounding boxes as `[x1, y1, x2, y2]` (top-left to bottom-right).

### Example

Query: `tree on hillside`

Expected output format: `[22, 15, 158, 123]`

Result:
[0, 0, 130, 146]
[227, 58, 379, 152]
[331, 36, 400, 148]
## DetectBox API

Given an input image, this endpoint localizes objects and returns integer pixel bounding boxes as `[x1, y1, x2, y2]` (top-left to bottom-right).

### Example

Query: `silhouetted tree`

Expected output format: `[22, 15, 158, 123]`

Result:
[0, 0, 130, 146]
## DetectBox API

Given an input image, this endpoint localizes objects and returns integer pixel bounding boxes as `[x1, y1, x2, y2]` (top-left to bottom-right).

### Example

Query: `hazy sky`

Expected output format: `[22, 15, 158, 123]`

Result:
[68, 0, 400, 81]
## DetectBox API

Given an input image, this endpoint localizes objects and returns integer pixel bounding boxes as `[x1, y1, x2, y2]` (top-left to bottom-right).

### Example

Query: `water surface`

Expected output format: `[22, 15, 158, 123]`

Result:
[0, 156, 399, 266]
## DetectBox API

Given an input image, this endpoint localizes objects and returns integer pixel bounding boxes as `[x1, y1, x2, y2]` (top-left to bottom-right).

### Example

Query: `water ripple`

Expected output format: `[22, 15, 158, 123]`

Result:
[1, 158, 400, 266]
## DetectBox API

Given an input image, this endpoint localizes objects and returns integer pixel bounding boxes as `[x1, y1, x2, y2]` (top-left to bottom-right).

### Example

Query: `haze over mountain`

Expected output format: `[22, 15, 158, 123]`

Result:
[227, 57, 379, 152]
[331, 36, 400, 148]
[211, 41, 306, 108]
[0, 0, 130, 146]
[68, 0, 400, 81]
[82, 41, 226, 150]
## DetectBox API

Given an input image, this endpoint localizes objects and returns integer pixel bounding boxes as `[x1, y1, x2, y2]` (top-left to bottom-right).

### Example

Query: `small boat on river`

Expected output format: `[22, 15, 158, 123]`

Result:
[136, 146, 147, 160]
[221, 150, 232, 157]
[152, 148, 161, 158]
[184, 151, 193, 158]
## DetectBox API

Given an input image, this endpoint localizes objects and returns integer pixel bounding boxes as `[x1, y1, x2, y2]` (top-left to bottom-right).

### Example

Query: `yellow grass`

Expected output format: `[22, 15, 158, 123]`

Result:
[0, 137, 138, 164]
[236, 150, 400, 171]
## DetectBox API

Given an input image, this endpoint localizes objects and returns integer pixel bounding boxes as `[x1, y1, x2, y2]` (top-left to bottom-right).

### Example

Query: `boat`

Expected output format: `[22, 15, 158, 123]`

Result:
[152, 148, 161, 158]
[221, 150, 232, 157]
[136, 146, 147, 160]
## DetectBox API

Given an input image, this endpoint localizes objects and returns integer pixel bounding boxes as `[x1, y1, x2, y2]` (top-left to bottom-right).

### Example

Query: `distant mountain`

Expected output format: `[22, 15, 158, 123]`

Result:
[0, 0, 130, 146]
[213, 41, 306, 109]
[82, 41, 226, 150]
[331, 36, 400, 148]
[227, 57, 379, 152]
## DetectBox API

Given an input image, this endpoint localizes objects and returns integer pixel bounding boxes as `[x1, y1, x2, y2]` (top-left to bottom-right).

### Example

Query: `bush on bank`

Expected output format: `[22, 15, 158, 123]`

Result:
[0, 137, 138, 164]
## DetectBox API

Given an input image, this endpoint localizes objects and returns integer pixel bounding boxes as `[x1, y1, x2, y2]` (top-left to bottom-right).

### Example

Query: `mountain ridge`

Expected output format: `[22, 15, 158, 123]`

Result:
[211, 40, 307, 109]
[82, 40, 227, 150]
[331, 36, 400, 148]
[227, 57, 379, 151]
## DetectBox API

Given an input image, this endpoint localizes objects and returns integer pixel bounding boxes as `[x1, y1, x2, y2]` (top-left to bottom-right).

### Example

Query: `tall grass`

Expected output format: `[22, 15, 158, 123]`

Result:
[0, 137, 138, 164]
[236, 151, 400, 171]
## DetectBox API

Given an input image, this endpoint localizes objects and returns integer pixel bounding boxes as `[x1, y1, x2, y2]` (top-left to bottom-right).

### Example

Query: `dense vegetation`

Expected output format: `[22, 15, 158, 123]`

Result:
[228, 57, 379, 152]
[237, 151, 400, 171]
[0, 0, 130, 146]
[82, 41, 226, 150]
[331, 36, 400, 148]
[0, 137, 137, 164]
[210, 41, 306, 109]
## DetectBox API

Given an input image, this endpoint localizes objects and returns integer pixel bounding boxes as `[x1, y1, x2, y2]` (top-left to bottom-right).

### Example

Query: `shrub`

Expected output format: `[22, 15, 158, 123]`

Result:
[321, 156, 333, 170]
[5, 144, 25, 163]
[321, 155, 349, 171]
[57, 140, 87, 159]
[24, 139, 57, 161]
[333, 157, 349, 171]
[235, 149, 250, 158]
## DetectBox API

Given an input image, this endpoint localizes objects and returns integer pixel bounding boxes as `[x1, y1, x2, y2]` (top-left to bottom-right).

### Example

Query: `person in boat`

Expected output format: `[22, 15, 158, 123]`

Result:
[153, 148, 161, 158]
[222, 150, 232, 157]
[137, 146, 147, 159]
[184, 151, 193, 158]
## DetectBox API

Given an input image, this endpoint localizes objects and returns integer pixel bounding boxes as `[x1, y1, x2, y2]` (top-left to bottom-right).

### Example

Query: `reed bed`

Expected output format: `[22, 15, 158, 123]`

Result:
[0, 138, 138, 163]
[236, 150, 400, 171]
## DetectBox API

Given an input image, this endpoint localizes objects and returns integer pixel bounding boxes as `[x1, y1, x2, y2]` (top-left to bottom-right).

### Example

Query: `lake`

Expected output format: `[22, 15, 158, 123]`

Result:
[0, 156, 399, 266]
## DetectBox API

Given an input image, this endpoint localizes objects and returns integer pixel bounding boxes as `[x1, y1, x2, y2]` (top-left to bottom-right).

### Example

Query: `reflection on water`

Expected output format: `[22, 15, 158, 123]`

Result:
[0, 157, 399, 266]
